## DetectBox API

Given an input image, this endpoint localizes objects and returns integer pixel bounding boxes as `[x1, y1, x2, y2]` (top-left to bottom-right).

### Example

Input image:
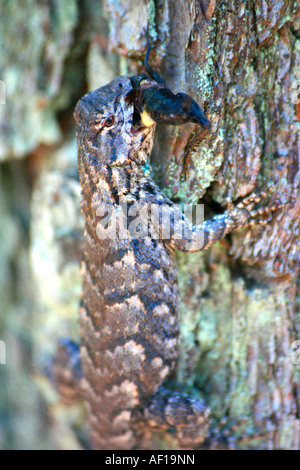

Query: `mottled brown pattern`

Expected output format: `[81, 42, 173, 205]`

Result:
[75, 75, 282, 449]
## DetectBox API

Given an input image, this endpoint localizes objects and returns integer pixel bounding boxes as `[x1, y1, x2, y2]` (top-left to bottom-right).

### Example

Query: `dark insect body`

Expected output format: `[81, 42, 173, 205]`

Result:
[127, 74, 211, 129]
[73, 72, 280, 450]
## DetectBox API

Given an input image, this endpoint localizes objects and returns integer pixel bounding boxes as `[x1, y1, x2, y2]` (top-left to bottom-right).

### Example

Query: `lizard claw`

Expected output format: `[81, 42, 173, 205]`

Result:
[225, 185, 288, 232]
[236, 184, 276, 211]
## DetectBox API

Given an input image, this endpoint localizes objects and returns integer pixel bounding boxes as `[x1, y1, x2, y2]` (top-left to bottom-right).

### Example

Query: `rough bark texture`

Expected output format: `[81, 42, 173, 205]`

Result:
[0, 0, 299, 449]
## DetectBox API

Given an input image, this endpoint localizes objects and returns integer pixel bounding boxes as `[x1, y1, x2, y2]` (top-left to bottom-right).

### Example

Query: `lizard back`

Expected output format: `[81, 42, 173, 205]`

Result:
[75, 76, 181, 449]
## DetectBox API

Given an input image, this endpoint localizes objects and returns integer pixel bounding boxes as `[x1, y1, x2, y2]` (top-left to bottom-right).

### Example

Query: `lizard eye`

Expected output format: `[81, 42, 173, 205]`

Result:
[103, 116, 115, 128]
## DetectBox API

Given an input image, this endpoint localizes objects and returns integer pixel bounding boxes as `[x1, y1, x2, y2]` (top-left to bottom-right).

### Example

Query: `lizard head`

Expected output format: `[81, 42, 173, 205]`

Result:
[74, 76, 155, 169]
[74, 74, 210, 175]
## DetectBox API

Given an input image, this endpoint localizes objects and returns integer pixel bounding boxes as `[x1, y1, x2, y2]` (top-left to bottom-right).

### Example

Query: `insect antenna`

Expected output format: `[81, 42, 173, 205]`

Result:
[143, 28, 166, 86]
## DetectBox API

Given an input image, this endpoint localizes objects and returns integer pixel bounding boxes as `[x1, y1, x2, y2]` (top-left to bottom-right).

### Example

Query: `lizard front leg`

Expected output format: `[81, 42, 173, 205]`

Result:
[169, 187, 282, 253]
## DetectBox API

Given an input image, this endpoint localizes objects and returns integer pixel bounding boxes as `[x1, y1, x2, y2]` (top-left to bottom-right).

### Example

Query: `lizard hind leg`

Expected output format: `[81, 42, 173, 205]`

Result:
[47, 338, 82, 405]
[42, 339, 88, 449]
[140, 387, 210, 449]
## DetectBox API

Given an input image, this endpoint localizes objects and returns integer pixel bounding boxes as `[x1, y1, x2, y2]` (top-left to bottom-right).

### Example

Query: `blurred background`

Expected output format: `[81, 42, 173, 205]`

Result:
[0, 0, 125, 449]
[0, 0, 299, 450]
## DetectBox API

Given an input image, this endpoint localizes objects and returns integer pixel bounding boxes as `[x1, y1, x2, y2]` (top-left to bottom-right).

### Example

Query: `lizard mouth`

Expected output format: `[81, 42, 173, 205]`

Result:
[125, 88, 155, 136]
[131, 107, 145, 133]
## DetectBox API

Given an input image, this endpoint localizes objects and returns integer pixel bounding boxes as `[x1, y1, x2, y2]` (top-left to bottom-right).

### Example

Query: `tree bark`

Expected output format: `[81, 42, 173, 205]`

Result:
[104, 0, 300, 449]
[0, 0, 299, 449]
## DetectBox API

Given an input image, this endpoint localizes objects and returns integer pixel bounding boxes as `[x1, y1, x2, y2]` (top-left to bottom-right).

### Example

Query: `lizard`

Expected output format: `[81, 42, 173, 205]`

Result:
[73, 72, 281, 450]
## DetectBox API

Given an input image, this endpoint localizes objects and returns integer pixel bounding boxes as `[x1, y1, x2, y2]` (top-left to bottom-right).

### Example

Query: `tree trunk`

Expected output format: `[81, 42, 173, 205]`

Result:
[0, 0, 299, 449]
[105, 0, 300, 450]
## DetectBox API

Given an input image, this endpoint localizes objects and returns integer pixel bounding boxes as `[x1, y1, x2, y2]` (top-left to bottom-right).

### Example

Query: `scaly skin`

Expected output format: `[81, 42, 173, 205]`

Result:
[74, 75, 279, 450]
